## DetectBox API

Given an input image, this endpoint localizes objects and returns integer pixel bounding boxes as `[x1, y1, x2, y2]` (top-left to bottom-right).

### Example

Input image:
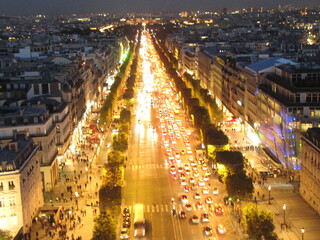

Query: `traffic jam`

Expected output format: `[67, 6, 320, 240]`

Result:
[149, 60, 226, 239]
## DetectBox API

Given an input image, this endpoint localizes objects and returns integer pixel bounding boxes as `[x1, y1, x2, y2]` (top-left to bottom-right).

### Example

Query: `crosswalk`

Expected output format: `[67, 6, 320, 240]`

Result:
[122, 203, 208, 213]
[126, 163, 165, 170]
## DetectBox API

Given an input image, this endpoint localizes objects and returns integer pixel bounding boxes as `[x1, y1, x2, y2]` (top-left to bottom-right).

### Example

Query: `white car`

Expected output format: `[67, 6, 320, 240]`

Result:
[180, 180, 187, 186]
[120, 228, 129, 239]
[202, 187, 209, 194]
[213, 188, 219, 195]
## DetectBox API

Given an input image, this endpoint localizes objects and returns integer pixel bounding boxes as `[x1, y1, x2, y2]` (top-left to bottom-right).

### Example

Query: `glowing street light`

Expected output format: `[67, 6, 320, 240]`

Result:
[268, 185, 272, 205]
[301, 227, 305, 240]
[283, 204, 286, 226]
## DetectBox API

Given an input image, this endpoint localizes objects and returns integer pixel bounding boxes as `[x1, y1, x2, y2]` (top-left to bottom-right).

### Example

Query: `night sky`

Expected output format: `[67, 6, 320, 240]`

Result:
[0, 0, 319, 15]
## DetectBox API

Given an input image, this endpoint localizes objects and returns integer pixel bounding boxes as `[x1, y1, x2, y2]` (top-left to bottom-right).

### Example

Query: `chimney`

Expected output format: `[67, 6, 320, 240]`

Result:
[9, 142, 18, 152]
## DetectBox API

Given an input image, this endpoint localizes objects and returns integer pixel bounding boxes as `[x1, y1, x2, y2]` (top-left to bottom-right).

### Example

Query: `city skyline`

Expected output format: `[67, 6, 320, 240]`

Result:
[0, 0, 319, 16]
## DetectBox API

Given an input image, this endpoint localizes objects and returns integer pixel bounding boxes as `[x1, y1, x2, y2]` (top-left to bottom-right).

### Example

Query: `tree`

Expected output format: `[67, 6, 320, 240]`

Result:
[120, 109, 131, 123]
[107, 150, 125, 164]
[225, 172, 254, 198]
[242, 204, 278, 240]
[93, 211, 117, 240]
[0, 230, 12, 240]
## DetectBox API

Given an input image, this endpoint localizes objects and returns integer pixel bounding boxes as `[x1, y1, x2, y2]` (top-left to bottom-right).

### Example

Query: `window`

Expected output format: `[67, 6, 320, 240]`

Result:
[34, 84, 39, 94]
[295, 94, 300, 103]
[56, 126, 60, 133]
[42, 83, 49, 94]
[34, 117, 38, 123]
[313, 93, 318, 102]
[8, 181, 15, 190]
[9, 196, 15, 206]
[0, 120, 4, 126]
[37, 128, 41, 134]
[0, 197, 5, 207]
[0, 182, 3, 190]
[10, 214, 17, 226]
[12, 119, 17, 125]
[306, 94, 312, 103]
[0, 215, 7, 227]
[23, 118, 28, 124]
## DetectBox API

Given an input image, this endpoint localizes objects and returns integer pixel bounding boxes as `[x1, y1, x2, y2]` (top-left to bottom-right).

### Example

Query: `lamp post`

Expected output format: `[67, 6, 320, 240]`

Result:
[301, 227, 305, 240]
[85, 166, 89, 181]
[283, 204, 286, 226]
[75, 191, 79, 210]
[268, 186, 272, 205]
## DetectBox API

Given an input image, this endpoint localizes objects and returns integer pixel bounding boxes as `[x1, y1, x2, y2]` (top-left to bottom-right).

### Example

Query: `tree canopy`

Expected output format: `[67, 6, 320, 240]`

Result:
[242, 204, 278, 240]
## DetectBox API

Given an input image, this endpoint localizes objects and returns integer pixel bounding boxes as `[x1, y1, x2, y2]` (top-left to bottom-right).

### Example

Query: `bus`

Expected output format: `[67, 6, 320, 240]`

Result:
[134, 203, 146, 237]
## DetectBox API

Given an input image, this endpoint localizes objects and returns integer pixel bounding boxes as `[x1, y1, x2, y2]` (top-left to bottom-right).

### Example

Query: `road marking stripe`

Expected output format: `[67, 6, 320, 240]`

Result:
[152, 205, 155, 213]
[165, 204, 169, 212]
[156, 205, 160, 212]
[161, 205, 164, 212]
[147, 205, 150, 213]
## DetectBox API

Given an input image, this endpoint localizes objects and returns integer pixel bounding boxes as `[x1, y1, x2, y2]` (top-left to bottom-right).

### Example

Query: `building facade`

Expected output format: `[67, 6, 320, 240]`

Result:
[0, 137, 43, 236]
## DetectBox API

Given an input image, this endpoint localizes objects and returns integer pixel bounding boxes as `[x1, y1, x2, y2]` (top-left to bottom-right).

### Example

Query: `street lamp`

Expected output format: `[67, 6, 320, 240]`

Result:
[268, 185, 272, 205]
[283, 204, 286, 226]
[85, 166, 89, 180]
[301, 227, 305, 240]
[75, 191, 79, 210]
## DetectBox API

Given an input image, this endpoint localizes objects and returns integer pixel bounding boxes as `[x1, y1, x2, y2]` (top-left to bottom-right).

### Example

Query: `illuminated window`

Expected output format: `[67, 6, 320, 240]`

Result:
[0, 197, 5, 207]
[0, 215, 7, 227]
[10, 214, 17, 226]
[9, 196, 15, 206]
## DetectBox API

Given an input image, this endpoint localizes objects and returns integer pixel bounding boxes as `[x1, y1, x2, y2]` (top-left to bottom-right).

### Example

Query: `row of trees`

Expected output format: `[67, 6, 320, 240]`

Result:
[93, 30, 141, 240]
[151, 30, 278, 240]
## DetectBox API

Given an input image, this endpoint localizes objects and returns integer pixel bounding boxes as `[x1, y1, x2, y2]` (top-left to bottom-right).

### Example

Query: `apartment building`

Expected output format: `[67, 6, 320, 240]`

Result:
[0, 106, 58, 191]
[0, 137, 43, 236]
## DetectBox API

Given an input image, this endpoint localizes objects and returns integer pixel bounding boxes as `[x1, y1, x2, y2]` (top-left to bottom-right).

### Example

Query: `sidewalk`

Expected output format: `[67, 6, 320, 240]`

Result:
[30, 132, 105, 240]
[225, 127, 320, 240]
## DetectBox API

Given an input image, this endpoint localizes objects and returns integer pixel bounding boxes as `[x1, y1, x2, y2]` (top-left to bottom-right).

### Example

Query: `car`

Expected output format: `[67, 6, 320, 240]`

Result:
[201, 213, 209, 223]
[213, 188, 219, 195]
[191, 215, 199, 224]
[205, 197, 213, 204]
[198, 180, 205, 186]
[185, 203, 192, 211]
[181, 195, 188, 204]
[203, 175, 210, 181]
[204, 226, 213, 236]
[184, 164, 190, 170]
[175, 152, 180, 158]
[123, 212, 130, 218]
[194, 192, 201, 200]
[191, 183, 198, 190]
[214, 205, 224, 215]
[185, 169, 191, 175]
[192, 166, 198, 171]
[190, 161, 196, 167]
[216, 224, 227, 235]
[180, 180, 187, 186]
[123, 207, 130, 214]
[184, 185, 190, 192]
[193, 171, 199, 177]
[181, 150, 186, 155]
[122, 219, 130, 228]
[202, 187, 209, 194]
[189, 177, 196, 184]
[188, 156, 193, 161]
[196, 201, 203, 209]
[187, 150, 192, 155]
[168, 156, 175, 164]
[178, 167, 183, 173]
[179, 173, 186, 180]
[198, 159, 205, 165]
[170, 165, 176, 174]
[120, 228, 129, 239]
[202, 164, 208, 171]
[178, 211, 186, 219]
